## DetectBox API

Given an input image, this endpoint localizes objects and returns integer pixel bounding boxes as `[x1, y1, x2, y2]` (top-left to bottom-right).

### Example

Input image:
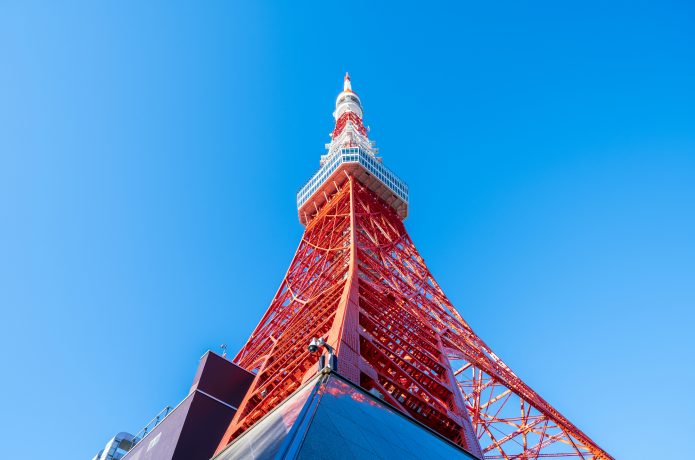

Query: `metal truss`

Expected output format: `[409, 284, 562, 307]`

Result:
[216, 176, 612, 460]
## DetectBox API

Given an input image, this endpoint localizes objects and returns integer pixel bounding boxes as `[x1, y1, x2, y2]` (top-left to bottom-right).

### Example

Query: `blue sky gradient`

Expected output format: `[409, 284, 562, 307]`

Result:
[1, 2, 693, 459]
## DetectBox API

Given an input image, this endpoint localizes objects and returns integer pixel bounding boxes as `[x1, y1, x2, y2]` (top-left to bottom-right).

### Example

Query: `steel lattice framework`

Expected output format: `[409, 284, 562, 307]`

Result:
[215, 74, 612, 460]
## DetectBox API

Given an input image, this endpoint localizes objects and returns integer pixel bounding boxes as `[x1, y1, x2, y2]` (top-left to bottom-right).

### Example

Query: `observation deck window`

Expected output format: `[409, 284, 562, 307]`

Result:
[297, 148, 408, 211]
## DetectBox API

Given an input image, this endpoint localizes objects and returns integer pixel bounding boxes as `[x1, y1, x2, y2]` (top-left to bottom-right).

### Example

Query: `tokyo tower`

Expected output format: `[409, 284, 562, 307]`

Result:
[214, 74, 612, 459]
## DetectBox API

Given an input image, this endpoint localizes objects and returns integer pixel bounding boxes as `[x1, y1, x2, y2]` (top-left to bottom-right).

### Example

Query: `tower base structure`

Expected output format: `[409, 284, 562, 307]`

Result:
[214, 370, 480, 460]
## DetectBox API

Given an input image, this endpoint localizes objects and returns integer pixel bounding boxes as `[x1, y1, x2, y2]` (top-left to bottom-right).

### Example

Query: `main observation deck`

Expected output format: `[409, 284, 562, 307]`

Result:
[297, 147, 408, 225]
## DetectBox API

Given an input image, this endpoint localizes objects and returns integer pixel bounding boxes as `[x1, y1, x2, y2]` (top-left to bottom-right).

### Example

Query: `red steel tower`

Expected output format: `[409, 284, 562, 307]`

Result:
[216, 74, 612, 459]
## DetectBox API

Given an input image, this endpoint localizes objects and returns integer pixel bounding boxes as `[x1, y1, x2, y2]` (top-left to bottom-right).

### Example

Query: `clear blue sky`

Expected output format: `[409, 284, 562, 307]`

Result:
[1, 2, 693, 459]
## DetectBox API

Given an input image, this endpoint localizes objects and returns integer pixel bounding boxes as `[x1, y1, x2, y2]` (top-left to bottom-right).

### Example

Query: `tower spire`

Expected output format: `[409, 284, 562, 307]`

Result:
[324, 73, 372, 163]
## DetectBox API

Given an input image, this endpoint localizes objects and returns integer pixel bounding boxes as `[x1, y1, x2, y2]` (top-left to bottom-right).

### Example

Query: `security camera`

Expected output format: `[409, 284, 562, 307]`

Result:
[308, 337, 322, 353]
[307, 337, 337, 371]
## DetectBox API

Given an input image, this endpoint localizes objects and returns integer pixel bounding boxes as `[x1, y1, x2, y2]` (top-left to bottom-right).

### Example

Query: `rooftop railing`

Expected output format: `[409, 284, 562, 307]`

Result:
[131, 406, 173, 447]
